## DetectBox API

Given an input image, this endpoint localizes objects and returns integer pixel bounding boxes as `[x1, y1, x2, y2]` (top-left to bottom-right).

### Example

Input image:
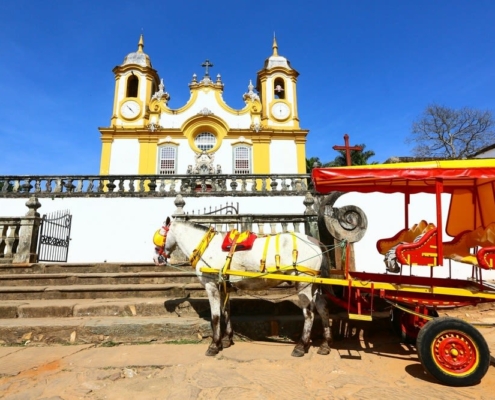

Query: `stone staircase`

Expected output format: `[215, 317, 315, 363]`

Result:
[0, 262, 309, 346]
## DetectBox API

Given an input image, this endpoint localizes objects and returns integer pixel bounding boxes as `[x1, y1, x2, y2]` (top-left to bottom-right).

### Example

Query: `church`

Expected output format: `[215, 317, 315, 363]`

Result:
[99, 35, 309, 176]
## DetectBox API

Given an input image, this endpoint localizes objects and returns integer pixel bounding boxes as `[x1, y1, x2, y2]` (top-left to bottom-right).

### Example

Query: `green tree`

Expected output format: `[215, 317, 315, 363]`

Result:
[408, 104, 495, 159]
[306, 157, 322, 173]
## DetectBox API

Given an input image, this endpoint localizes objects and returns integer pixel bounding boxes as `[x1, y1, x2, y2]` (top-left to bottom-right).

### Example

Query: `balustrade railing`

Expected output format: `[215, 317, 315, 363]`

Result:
[0, 173, 310, 198]
[0, 218, 21, 262]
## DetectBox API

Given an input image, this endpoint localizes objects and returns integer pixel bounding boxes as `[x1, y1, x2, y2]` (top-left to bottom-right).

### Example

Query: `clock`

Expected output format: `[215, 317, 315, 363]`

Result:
[271, 102, 290, 120]
[120, 100, 141, 119]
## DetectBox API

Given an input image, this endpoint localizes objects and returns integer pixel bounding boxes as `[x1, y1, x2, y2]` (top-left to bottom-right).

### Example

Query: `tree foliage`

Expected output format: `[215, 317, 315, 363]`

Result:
[409, 105, 495, 159]
[306, 143, 377, 172]
[326, 143, 377, 166]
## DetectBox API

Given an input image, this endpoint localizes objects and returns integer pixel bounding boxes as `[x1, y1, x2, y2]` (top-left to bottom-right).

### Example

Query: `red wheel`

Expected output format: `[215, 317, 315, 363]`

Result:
[416, 317, 490, 386]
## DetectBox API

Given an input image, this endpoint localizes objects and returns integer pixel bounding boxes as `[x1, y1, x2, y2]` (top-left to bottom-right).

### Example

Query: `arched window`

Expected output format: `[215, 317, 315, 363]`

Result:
[158, 146, 177, 175]
[274, 77, 285, 99]
[194, 132, 216, 152]
[233, 146, 251, 174]
[126, 75, 139, 98]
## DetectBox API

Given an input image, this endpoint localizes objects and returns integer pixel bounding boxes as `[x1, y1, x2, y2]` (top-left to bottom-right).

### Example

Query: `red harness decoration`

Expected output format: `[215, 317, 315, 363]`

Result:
[221, 229, 258, 252]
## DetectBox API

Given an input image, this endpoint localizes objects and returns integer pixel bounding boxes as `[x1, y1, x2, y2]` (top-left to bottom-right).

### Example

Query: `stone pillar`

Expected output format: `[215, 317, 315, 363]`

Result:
[303, 192, 320, 240]
[170, 194, 187, 263]
[13, 196, 42, 264]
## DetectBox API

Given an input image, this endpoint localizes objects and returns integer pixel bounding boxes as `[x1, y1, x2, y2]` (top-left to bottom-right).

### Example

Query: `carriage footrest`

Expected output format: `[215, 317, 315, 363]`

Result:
[348, 313, 373, 321]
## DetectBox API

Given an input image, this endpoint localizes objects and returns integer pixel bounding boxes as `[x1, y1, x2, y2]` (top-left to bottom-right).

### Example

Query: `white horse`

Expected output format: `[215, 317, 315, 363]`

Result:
[153, 217, 333, 357]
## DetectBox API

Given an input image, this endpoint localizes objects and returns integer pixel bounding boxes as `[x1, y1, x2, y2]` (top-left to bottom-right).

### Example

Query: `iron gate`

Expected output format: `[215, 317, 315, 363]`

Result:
[37, 210, 72, 262]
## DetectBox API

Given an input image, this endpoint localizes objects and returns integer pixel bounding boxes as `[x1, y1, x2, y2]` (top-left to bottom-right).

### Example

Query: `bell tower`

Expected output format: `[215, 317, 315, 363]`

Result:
[100, 35, 161, 175]
[110, 35, 160, 128]
[256, 37, 300, 129]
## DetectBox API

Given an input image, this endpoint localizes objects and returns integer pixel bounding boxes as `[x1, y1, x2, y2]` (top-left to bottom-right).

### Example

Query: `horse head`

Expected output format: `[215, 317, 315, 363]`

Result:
[152, 216, 174, 265]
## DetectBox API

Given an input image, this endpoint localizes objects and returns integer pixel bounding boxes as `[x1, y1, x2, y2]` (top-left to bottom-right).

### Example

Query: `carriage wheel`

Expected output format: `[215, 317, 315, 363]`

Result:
[416, 317, 490, 386]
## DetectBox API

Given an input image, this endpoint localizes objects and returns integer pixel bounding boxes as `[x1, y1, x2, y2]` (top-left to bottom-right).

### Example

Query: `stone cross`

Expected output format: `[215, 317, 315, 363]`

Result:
[332, 134, 363, 166]
[201, 59, 213, 77]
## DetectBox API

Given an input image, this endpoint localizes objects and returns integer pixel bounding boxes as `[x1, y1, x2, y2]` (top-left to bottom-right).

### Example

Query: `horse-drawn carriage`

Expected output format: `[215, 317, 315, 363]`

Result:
[154, 159, 495, 387]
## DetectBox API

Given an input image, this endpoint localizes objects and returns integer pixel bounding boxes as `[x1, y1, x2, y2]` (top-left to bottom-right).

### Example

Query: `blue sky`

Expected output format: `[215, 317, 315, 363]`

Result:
[1, 0, 495, 175]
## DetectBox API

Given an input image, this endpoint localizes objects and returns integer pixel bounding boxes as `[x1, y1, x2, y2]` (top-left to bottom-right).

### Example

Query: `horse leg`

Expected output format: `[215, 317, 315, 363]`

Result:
[292, 289, 314, 357]
[315, 290, 332, 355]
[221, 291, 234, 349]
[205, 282, 223, 356]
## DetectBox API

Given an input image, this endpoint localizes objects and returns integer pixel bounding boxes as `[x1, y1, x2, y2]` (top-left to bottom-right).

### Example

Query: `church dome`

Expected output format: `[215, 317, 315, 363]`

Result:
[122, 34, 152, 68]
[263, 37, 293, 70]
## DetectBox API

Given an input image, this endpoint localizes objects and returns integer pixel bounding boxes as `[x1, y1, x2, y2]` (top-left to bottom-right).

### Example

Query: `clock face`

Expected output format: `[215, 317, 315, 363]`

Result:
[271, 102, 290, 120]
[120, 100, 141, 119]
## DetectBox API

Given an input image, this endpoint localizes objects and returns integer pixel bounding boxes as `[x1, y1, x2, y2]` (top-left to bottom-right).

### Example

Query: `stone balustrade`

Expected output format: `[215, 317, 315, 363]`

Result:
[0, 197, 42, 264]
[0, 173, 310, 198]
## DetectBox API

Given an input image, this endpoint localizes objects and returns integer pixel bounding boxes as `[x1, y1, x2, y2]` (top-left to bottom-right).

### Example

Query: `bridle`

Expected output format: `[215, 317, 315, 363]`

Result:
[155, 221, 171, 263]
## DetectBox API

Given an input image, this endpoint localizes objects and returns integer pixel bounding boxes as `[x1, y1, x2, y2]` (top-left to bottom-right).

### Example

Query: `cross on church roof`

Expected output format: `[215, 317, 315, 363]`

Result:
[332, 134, 363, 166]
[201, 59, 214, 77]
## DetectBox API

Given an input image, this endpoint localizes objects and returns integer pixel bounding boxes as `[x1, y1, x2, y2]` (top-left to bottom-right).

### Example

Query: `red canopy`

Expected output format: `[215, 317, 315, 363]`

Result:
[311, 160, 495, 236]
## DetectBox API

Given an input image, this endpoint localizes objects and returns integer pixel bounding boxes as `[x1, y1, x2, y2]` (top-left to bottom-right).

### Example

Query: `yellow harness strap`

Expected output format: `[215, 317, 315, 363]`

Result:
[189, 227, 216, 267]
[222, 232, 240, 276]
[291, 232, 298, 266]
[260, 235, 271, 272]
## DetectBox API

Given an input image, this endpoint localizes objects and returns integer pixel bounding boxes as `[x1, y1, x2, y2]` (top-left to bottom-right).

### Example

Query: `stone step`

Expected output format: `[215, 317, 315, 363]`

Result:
[0, 262, 193, 275]
[0, 296, 303, 319]
[0, 282, 297, 301]
[0, 271, 199, 286]
[0, 313, 314, 346]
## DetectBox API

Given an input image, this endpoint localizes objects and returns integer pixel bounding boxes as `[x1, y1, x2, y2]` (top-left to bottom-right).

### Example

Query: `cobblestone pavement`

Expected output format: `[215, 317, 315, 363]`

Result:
[0, 314, 494, 400]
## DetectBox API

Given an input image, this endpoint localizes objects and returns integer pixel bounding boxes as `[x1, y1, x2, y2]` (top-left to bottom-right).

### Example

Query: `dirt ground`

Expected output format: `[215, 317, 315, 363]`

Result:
[1, 308, 495, 400]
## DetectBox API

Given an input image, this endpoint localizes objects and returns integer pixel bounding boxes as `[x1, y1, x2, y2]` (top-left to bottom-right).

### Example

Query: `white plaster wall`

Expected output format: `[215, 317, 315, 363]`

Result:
[159, 90, 251, 129]
[475, 149, 495, 158]
[270, 140, 297, 173]
[0, 196, 305, 263]
[109, 139, 140, 174]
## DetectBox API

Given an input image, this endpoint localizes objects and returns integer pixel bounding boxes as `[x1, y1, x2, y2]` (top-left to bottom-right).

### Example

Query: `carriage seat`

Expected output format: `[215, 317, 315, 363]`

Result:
[377, 220, 430, 255]
[382, 222, 437, 272]
[443, 223, 495, 269]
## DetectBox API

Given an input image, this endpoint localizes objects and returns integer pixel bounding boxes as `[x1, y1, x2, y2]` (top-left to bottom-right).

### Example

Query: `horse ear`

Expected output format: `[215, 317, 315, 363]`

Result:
[166, 216, 171, 226]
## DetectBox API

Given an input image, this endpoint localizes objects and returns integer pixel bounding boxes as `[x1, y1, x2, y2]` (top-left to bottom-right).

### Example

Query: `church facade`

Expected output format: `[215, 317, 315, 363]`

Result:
[99, 36, 309, 176]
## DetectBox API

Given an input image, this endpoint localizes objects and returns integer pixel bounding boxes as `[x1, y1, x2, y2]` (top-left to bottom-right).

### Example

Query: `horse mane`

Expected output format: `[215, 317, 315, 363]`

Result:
[178, 220, 212, 232]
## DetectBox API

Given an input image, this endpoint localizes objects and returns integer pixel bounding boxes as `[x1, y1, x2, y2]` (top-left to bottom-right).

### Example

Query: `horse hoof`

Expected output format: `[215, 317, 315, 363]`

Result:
[291, 347, 305, 357]
[205, 345, 220, 356]
[317, 345, 331, 355]
[222, 338, 234, 349]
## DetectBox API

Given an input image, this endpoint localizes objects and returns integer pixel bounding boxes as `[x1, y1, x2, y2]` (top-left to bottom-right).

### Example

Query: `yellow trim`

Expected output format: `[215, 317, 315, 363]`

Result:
[349, 314, 373, 321]
[295, 138, 306, 174]
[138, 139, 157, 174]
[99, 138, 113, 175]
[252, 139, 270, 173]
[182, 115, 229, 153]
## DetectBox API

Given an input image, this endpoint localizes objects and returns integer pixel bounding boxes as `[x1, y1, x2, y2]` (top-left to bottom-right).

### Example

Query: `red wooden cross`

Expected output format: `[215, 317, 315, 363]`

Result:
[332, 134, 363, 166]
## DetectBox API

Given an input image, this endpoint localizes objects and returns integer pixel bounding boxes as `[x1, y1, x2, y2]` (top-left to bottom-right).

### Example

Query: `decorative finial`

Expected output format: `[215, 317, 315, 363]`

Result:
[272, 33, 278, 56]
[138, 34, 144, 53]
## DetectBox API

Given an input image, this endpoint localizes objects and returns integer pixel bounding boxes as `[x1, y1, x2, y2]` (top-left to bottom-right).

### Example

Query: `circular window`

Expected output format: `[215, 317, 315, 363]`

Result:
[194, 132, 216, 152]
